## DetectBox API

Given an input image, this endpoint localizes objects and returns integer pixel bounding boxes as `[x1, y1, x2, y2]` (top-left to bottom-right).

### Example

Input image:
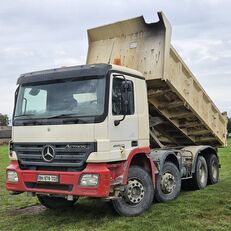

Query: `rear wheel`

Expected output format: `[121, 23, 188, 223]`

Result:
[112, 166, 154, 217]
[193, 155, 208, 189]
[37, 195, 78, 209]
[155, 161, 181, 202]
[207, 154, 219, 184]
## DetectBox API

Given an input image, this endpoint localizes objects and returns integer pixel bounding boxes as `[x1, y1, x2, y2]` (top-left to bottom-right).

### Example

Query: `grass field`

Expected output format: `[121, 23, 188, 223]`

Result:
[0, 142, 230, 231]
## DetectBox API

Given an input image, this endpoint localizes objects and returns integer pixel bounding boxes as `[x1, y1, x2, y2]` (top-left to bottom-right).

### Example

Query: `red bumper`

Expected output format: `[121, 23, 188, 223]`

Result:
[6, 161, 112, 197]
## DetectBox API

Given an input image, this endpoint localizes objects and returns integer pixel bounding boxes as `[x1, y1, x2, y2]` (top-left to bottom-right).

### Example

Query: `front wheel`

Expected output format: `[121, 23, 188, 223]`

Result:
[37, 195, 78, 209]
[112, 166, 154, 217]
[155, 161, 181, 202]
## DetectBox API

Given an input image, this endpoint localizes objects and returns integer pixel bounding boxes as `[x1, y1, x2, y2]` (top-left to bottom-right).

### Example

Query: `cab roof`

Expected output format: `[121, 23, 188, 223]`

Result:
[17, 63, 144, 85]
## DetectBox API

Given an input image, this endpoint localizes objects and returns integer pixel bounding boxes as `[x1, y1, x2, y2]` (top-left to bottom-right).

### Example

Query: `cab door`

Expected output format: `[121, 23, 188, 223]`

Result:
[108, 73, 139, 161]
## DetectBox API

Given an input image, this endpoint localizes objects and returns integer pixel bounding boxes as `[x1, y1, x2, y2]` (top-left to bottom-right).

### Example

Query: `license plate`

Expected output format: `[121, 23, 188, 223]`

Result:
[37, 175, 59, 183]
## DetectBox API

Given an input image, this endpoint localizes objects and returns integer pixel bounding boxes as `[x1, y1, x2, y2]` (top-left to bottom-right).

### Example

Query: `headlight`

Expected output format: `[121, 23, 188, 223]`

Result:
[79, 174, 99, 186]
[7, 170, 19, 183]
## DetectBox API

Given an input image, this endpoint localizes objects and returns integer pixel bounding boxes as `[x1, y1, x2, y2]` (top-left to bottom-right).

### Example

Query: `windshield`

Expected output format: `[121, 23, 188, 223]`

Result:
[14, 77, 106, 121]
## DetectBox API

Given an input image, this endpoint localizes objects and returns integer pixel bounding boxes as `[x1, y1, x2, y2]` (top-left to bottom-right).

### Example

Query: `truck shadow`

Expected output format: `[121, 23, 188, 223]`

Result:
[11, 198, 116, 219]
[8, 199, 118, 230]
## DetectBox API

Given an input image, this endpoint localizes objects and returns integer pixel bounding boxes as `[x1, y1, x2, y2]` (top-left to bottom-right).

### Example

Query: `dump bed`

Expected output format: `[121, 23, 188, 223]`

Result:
[86, 12, 227, 147]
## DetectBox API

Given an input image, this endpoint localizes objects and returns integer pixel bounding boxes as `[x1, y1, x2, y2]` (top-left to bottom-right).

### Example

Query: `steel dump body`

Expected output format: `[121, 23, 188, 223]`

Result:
[87, 12, 227, 147]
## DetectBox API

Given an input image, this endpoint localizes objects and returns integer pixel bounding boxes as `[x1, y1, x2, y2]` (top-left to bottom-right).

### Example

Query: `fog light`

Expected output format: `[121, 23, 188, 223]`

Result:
[7, 170, 19, 183]
[79, 174, 99, 186]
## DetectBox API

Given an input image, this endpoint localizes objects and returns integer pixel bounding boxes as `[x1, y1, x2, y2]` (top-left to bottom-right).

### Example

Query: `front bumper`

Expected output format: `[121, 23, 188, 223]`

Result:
[6, 161, 111, 197]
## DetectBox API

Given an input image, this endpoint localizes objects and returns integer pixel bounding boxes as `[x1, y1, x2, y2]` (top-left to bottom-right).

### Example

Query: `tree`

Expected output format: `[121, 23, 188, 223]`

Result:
[0, 114, 9, 126]
[227, 118, 231, 134]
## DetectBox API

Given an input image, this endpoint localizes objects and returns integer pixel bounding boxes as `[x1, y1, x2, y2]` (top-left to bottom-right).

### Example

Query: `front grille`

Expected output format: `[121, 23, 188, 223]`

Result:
[14, 142, 96, 171]
[25, 182, 73, 191]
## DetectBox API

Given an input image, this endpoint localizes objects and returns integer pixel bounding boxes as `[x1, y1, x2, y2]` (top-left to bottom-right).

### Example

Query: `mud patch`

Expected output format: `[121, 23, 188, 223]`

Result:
[11, 205, 47, 216]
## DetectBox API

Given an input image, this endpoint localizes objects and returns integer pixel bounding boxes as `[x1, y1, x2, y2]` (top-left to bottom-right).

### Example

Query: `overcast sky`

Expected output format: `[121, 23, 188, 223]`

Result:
[0, 0, 230, 119]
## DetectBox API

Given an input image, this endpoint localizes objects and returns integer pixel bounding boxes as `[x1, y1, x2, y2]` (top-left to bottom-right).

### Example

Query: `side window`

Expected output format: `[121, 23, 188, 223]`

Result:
[112, 78, 134, 115]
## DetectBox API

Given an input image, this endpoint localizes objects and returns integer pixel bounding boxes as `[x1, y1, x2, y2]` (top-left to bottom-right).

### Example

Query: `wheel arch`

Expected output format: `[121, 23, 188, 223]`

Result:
[123, 148, 155, 189]
[191, 146, 218, 174]
[165, 154, 180, 170]
[150, 150, 181, 176]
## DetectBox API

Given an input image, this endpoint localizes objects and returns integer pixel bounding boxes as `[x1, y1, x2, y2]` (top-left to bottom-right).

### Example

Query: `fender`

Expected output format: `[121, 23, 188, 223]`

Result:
[149, 149, 181, 175]
[122, 147, 155, 188]
[183, 146, 218, 173]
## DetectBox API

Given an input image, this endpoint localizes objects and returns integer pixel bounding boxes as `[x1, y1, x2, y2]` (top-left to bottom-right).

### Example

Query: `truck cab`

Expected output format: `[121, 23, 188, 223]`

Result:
[11, 64, 149, 164]
[7, 64, 156, 215]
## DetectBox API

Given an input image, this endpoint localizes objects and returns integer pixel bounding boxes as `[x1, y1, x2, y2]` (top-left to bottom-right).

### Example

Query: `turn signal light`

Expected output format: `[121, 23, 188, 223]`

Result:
[113, 58, 121, 65]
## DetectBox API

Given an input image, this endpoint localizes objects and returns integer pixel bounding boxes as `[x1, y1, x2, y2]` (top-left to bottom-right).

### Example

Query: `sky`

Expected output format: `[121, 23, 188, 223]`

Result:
[0, 0, 231, 120]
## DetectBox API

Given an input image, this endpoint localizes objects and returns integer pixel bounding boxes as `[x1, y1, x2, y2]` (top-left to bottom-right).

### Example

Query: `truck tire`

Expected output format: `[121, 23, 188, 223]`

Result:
[193, 155, 208, 189]
[207, 154, 219, 184]
[37, 195, 78, 209]
[155, 161, 181, 202]
[112, 166, 154, 216]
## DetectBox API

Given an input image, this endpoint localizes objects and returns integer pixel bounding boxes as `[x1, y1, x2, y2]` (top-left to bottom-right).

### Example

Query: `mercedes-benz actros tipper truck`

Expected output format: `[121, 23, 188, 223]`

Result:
[6, 12, 227, 216]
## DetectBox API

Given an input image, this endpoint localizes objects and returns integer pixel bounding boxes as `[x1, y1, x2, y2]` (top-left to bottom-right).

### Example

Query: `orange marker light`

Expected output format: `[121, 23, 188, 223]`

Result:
[113, 58, 121, 65]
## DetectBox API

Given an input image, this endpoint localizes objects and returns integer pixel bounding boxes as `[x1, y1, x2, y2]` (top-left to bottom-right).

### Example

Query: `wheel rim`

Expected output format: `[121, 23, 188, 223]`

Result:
[211, 161, 218, 180]
[124, 178, 145, 205]
[160, 172, 176, 194]
[199, 164, 206, 184]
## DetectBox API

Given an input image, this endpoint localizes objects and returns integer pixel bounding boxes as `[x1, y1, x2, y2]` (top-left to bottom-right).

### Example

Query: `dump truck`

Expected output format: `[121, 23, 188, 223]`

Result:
[6, 12, 227, 216]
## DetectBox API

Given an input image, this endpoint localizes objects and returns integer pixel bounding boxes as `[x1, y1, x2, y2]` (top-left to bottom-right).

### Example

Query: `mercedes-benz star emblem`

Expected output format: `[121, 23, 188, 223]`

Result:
[42, 145, 55, 162]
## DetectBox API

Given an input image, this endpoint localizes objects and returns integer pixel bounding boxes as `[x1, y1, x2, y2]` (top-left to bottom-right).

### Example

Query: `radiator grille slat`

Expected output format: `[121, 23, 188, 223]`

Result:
[14, 142, 97, 172]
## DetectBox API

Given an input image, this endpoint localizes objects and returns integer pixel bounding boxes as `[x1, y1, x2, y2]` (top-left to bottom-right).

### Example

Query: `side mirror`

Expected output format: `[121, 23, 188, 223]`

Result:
[121, 81, 132, 92]
[121, 81, 129, 109]
[114, 79, 130, 126]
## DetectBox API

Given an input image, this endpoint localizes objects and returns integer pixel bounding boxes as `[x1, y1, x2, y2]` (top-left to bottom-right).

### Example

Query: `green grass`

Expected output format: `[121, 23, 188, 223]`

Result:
[0, 142, 230, 231]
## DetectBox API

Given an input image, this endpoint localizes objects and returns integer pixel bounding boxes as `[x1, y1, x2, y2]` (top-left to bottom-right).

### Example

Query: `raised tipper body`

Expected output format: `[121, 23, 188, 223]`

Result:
[87, 12, 227, 147]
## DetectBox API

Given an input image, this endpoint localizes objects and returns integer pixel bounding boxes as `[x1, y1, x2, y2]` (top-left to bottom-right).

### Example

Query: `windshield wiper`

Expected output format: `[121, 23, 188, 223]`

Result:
[14, 113, 35, 118]
[47, 114, 91, 124]
[47, 113, 79, 119]
[15, 113, 92, 124]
